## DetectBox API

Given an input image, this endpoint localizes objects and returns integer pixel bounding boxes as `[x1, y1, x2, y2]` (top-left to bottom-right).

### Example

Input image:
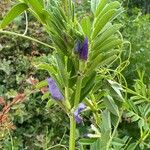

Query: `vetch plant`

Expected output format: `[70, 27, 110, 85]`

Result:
[0, 0, 132, 149]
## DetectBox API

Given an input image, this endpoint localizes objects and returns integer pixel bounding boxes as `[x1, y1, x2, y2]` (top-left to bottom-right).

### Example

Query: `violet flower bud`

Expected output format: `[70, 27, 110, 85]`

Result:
[75, 38, 88, 61]
[47, 78, 64, 100]
[74, 103, 86, 123]
[79, 38, 88, 61]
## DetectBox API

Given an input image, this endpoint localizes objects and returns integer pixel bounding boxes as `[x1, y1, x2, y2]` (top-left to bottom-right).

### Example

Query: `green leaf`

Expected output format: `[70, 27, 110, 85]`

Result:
[92, 9, 117, 39]
[91, 39, 122, 59]
[127, 143, 137, 150]
[96, 1, 121, 20]
[95, 0, 108, 17]
[41, 92, 50, 101]
[36, 63, 57, 75]
[28, 0, 47, 23]
[51, 34, 68, 56]
[107, 80, 124, 101]
[112, 137, 126, 147]
[91, 24, 122, 50]
[131, 115, 140, 122]
[80, 71, 96, 101]
[0, 3, 28, 29]
[80, 16, 92, 39]
[90, 139, 101, 150]
[103, 95, 119, 116]
[79, 138, 97, 145]
[28, 0, 43, 14]
[101, 109, 111, 132]
[86, 53, 117, 74]
[46, 99, 54, 108]
[125, 111, 135, 118]
[91, 0, 100, 14]
[35, 80, 47, 89]
[55, 54, 68, 86]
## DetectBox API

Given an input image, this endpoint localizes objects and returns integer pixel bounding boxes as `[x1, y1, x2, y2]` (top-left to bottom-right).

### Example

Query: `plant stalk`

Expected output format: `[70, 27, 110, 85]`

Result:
[69, 115, 76, 150]
[0, 30, 55, 49]
[74, 75, 83, 107]
[69, 72, 83, 150]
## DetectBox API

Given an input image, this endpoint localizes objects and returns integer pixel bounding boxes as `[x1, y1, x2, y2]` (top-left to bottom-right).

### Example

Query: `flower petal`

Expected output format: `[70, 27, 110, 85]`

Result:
[47, 78, 64, 100]
[79, 38, 88, 60]
[74, 103, 86, 123]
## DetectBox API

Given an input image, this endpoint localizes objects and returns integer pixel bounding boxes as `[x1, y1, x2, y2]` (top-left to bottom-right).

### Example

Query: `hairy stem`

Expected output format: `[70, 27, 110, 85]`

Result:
[69, 115, 76, 150]
[74, 75, 83, 107]
[0, 30, 55, 49]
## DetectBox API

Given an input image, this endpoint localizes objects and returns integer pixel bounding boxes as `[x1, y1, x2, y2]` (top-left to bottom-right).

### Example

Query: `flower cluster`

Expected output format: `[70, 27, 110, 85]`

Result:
[75, 38, 88, 61]
[47, 78, 64, 100]
[74, 103, 86, 123]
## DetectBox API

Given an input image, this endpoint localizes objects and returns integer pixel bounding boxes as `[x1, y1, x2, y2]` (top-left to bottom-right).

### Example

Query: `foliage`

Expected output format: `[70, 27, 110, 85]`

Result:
[122, 0, 150, 14]
[119, 8, 150, 85]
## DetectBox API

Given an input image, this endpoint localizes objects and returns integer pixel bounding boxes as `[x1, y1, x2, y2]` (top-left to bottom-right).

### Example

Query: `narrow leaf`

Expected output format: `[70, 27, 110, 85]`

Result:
[103, 95, 119, 116]
[95, 0, 108, 17]
[92, 9, 116, 39]
[91, 0, 100, 13]
[0, 3, 28, 29]
[80, 16, 92, 39]
[35, 80, 47, 89]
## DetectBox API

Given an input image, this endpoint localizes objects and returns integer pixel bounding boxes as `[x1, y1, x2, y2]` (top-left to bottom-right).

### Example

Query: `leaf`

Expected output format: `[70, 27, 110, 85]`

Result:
[28, 0, 43, 14]
[97, 38, 122, 52]
[127, 143, 137, 150]
[35, 80, 47, 89]
[112, 137, 126, 147]
[80, 71, 96, 101]
[55, 54, 68, 86]
[96, 1, 121, 20]
[103, 95, 119, 116]
[125, 111, 135, 118]
[91, 24, 122, 50]
[107, 80, 124, 101]
[80, 16, 92, 38]
[0, 3, 28, 29]
[91, 0, 100, 14]
[51, 34, 68, 56]
[36, 63, 57, 75]
[79, 138, 97, 145]
[95, 0, 108, 17]
[41, 92, 50, 101]
[86, 53, 117, 74]
[131, 115, 140, 122]
[90, 139, 101, 150]
[92, 9, 117, 39]
[46, 99, 54, 108]
[91, 38, 122, 59]
[101, 109, 111, 133]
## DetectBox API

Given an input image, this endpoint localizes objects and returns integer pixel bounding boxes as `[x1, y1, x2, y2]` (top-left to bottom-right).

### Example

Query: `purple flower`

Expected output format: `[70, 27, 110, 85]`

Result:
[74, 103, 86, 123]
[47, 78, 64, 100]
[75, 38, 88, 61]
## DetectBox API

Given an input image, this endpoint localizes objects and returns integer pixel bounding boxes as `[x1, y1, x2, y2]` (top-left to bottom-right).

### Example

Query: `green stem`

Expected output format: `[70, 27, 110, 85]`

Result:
[69, 73, 83, 150]
[106, 110, 123, 150]
[74, 75, 83, 107]
[69, 115, 76, 150]
[8, 129, 14, 150]
[0, 30, 55, 50]
[65, 86, 71, 111]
